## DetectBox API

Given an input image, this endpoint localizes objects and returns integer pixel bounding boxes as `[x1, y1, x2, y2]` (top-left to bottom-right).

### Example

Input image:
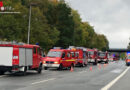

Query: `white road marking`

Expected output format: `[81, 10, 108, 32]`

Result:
[0, 75, 7, 78]
[101, 67, 130, 90]
[79, 71, 87, 73]
[111, 69, 123, 74]
[31, 78, 56, 85]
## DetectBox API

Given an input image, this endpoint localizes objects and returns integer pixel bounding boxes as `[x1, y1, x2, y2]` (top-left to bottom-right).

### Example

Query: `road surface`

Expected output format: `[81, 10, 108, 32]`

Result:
[0, 60, 129, 90]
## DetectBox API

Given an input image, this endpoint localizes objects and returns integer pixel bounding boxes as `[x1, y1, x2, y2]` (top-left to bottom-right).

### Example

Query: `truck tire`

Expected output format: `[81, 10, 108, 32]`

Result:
[71, 63, 74, 68]
[78, 62, 82, 67]
[80, 63, 85, 67]
[37, 64, 42, 74]
[22, 66, 27, 76]
[126, 63, 129, 66]
[68, 63, 74, 70]
[44, 67, 48, 70]
[84, 63, 87, 67]
[105, 60, 108, 64]
[93, 60, 97, 65]
[58, 64, 63, 70]
[0, 71, 5, 75]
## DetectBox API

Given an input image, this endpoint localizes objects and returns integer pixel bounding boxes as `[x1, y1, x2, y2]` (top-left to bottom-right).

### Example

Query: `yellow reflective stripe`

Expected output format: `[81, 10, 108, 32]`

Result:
[66, 59, 75, 61]
[61, 59, 76, 62]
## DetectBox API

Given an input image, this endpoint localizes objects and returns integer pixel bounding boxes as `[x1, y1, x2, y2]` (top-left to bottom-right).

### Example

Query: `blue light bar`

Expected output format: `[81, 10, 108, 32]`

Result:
[127, 52, 130, 55]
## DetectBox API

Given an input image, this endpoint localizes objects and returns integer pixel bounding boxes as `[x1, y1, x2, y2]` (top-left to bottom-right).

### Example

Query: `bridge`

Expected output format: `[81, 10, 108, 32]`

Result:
[107, 48, 130, 52]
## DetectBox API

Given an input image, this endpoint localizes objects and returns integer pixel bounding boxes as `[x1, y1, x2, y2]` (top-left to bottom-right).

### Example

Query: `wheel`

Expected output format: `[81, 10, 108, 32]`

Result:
[77, 62, 81, 67]
[58, 64, 63, 70]
[44, 67, 48, 70]
[105, 60, 108, 64]
[22, 66, 27, 75]
[84, 63, 87, 67]
[0, 71, 5, 75]
[37, 64, 42, 74]
[80, 63, 85, 67]
[71, 63, 74, 68]
[93, 60, 97, 65]
[126, 63, 129, 66]
[79, 63, 83, 67]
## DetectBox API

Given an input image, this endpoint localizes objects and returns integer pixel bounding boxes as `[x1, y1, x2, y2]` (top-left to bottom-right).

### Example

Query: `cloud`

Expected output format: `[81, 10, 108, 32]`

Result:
[65, 0, 130, 48]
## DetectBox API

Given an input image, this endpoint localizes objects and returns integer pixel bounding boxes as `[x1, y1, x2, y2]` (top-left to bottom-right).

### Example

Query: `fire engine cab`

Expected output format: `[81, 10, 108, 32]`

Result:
[0, 43, 43, 75]
[43, 48, 76, 70]
[87, 49, 98, 65]
[97, 51, 108, 63]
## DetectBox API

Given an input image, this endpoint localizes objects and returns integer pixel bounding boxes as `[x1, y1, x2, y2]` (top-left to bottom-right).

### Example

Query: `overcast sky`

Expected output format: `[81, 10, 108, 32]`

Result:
[65, 0, 130, 48]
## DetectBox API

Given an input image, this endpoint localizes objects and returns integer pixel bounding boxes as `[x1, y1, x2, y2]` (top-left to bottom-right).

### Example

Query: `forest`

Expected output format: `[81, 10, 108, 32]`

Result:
[0, 0, 109, 51]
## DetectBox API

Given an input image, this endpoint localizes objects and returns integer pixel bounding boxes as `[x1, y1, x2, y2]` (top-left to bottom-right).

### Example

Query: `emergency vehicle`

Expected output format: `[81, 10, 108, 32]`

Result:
[75, 47, 88, 67]
[112, 53, 120, 61]
[126, 52, 130, 66]
[108, 53, 114, 62]
[97, 51, 108, 63]
[43, 49, 76, 70]
[0, 42, 43, 75]
[87, 49, 98, 65]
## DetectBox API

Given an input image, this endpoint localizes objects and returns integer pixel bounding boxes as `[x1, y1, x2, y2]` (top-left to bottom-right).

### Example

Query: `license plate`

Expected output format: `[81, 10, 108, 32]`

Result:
[47, 64, 52, 67]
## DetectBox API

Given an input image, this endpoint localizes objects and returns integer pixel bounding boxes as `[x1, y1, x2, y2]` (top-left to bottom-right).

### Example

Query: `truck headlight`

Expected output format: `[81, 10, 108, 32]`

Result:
[54, 62, 59, 64]
[43, 61, 46, 64]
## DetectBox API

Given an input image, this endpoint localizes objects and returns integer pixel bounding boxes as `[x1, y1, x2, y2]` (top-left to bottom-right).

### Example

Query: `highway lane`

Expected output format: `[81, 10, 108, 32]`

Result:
[110, 65, 130, 90]
[0, 60, 126, 90]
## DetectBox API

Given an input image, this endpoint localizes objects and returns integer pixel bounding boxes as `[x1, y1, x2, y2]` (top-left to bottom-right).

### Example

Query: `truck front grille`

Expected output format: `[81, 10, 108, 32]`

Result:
[46, 61, 54, 64]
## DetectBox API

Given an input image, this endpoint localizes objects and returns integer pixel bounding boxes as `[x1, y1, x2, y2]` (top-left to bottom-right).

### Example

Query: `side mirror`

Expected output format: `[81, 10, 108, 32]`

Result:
[62, 55, 65, 58]
[62, 54, 65, 58]
[43, 55, 46, 57]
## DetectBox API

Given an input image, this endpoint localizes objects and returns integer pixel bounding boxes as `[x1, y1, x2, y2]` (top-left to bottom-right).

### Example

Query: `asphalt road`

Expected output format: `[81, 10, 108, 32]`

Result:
[0, 60, 128, 90]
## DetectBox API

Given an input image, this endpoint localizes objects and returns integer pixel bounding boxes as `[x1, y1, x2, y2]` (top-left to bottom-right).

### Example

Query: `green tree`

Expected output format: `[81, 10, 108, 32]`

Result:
[46, 1, 74, 48]
[0, 0, 109, 51]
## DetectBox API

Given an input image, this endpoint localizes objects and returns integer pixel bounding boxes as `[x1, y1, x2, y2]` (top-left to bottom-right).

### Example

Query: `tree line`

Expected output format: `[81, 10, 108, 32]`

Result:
[0, 0, 109, 51]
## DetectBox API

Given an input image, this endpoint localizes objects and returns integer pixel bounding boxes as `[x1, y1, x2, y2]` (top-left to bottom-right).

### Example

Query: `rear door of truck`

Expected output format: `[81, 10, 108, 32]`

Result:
[0, 46, 13, 66]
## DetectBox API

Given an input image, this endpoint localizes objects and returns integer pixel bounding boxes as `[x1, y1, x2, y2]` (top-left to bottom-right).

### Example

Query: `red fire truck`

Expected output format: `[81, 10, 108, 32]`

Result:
[0, 43, 43, 75]
[113, 54, 120, 61]
[43, 49, 76, 70]
[87, 49, 98, 65]
[97, 51, 108, 63]
[75, 47, 88, 67]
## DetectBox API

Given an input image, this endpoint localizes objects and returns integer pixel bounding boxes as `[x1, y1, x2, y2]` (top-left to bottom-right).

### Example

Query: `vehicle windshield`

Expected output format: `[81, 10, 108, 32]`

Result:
[88, 51, 94, 55]
[47, 51, 62, 57]
[99, 53, 105, 57]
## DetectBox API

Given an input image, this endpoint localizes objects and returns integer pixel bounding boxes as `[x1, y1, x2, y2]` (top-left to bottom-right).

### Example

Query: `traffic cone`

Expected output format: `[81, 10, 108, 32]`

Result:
[70, 66, 74, 72]
[89, 65, 92, 71]
[104, 64, 107, 67]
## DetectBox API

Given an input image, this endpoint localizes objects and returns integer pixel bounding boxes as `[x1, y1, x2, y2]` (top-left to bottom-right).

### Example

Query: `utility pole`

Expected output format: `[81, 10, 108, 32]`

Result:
[27, 4, 32, 44]
[27, 2, 37, 44]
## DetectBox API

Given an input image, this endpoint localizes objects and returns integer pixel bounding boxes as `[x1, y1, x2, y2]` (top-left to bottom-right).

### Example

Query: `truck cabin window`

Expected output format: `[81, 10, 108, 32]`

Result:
[99, 53, 105, 57]
[33, 47, 36, 54]
[88, 51, 94, 55]
[71, 52, 75, 57]
[37, 48, 41, 55]
[62, 52, 65, 58]
[75, 52, 79, 58]
[67, 52, 71, 58]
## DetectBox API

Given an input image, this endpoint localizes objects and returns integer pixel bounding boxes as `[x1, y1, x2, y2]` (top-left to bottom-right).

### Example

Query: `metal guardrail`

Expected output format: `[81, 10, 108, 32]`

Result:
[108, 48, 130, 52]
